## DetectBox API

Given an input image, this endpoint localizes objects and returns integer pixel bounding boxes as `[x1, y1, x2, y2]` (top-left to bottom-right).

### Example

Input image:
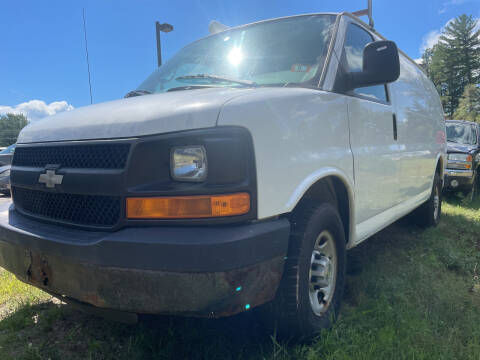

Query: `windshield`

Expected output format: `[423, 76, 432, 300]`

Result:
[446, 123, 477, 145]
[0, 144, 15, 154]
[138, 15, 336, 93]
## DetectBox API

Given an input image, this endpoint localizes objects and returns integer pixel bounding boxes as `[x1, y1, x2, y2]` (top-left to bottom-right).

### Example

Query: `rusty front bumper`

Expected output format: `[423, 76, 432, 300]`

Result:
[0, 202, 290, 317]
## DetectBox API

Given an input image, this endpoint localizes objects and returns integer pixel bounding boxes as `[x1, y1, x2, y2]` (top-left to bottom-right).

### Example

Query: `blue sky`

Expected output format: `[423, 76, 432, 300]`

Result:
[0, 0, 479, 120]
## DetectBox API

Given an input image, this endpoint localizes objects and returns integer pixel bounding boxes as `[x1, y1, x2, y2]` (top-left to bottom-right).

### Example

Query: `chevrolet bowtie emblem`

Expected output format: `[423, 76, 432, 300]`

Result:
[38, 170, 64, 188]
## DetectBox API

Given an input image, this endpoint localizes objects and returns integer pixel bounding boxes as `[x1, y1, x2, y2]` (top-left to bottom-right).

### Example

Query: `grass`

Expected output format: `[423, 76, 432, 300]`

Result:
[1, 195, 480, 359]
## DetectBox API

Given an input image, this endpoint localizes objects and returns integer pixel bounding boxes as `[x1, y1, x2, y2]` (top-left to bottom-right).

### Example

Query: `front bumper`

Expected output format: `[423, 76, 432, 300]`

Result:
[0, 201, 290, 317]
[444, 169, 474, 191]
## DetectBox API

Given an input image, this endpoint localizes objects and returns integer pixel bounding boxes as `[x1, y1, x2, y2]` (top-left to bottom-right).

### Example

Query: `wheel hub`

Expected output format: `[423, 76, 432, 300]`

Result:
[308, 230, 337, 316]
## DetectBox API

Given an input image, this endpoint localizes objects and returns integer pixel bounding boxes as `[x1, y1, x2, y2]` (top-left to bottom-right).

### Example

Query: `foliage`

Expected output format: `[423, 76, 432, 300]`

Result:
[421, 47, 434, 78]
[0, 113, 28, 147]
[423, 15, 480, 117]
[453, 84, 480, 122]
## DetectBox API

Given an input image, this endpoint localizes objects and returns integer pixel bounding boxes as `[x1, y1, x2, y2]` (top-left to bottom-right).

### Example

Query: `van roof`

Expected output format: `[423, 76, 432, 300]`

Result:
[207, 13, 339, 35]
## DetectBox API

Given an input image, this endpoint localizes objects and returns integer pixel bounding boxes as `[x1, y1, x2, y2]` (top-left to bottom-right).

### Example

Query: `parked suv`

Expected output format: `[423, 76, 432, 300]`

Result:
[444, 120, 480, 197]
[0, 13, 445, 337]
[0, 143, 16, 166]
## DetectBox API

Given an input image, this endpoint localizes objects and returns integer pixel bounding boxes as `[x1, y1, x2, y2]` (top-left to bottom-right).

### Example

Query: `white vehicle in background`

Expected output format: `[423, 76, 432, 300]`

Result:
[0, 11, 445, 338]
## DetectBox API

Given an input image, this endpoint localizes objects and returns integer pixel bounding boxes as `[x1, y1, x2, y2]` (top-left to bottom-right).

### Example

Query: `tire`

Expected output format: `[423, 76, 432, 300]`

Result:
[414, 172, 442, 227]
[269, 202, 346, 339]
[467, 171, 478, 201]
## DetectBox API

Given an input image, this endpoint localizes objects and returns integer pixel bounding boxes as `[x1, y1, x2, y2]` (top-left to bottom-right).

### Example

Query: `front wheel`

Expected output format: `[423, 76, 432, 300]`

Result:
[270, 202, 346, 339]
[414, 173, 442, 227]
[467, 171, 478, 201]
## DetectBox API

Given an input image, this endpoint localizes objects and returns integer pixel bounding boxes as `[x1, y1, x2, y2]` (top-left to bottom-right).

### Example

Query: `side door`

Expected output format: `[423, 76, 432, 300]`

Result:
[388, 55, 443, 202]
[337, 22, 401, 226]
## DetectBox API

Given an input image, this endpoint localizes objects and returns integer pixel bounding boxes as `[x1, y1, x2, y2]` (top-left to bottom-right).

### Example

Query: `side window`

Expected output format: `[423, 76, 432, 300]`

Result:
[343, 23, 388, 102]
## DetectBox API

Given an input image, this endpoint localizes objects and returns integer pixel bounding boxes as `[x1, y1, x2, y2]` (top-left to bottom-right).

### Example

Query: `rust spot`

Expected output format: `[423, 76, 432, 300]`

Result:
[210, 256, 285, 317]
[81, 292, 107, 308]
[27, 254, 53, 288]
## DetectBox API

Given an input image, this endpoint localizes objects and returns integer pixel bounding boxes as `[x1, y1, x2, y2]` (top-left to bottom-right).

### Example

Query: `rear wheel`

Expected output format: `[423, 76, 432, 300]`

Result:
[269, 202, 346, 339]
[414, 173, 442, 227]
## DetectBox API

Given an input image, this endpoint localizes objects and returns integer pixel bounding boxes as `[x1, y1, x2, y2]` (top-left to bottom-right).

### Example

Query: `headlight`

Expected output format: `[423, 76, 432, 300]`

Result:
[170, 146, 207, 182]
[448, 153, 472, 162]
[0, 170, 10, 179]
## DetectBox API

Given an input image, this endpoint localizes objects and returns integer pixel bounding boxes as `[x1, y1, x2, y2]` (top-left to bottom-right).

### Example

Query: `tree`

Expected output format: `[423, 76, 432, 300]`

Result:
[0, 113, 29, 147]
[453, 85, 480, 122]
[421, 47, 435, 78]
[430, 41, 463, 116]
[423, 14, 480, 117]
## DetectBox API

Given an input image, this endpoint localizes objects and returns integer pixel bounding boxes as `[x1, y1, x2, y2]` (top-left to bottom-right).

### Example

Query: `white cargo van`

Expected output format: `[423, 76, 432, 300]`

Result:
[0, 12, 445, 337]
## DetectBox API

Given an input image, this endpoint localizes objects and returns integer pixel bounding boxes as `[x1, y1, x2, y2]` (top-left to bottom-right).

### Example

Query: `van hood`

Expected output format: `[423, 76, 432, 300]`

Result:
[17, 88, 255, 144]
[447, 141, 478, 154]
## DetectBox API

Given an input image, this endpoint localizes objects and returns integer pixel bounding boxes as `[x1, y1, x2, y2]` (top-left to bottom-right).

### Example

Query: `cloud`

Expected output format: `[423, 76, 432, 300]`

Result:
[439, 0, 469, 14]
[414, 58, 424, 65]
[419, 19, 455, 53]
[0, 100, 74, 121]
[420, 29, 442, 53]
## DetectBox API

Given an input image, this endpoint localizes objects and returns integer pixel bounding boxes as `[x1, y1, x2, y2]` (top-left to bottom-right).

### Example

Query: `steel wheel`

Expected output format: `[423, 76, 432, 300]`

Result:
[269, 202, 346, 338]
[309, 230, 337, 316]
[433, 183, 440, 221]
[414, 172, 442, 227]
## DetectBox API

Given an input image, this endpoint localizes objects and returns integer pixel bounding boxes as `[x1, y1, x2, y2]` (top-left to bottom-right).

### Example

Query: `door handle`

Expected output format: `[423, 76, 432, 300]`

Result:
[392, 114, 398, 141]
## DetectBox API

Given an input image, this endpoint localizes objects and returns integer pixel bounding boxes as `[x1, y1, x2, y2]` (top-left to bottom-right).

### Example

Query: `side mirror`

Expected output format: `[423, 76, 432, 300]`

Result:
[350, 40, 400, 89]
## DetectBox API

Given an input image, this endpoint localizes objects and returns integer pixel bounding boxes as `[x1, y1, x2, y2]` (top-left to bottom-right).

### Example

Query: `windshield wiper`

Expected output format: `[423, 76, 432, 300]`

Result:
[167, 85, 219, 92]
[124, 89, 152, 98]
[176, 74, 257, 86]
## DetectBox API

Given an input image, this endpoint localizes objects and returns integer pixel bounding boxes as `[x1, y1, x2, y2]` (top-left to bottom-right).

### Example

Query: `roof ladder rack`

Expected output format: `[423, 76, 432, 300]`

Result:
[352, 0, 374, 29]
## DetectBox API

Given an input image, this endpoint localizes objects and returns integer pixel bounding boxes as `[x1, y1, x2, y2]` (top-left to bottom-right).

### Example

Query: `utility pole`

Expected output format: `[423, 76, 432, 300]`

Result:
[156, 22, 174, 67]
[82, 8, 93, 104]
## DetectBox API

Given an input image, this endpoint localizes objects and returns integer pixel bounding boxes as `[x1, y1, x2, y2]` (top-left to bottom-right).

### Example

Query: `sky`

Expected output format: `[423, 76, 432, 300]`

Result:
[0, 0, 479, 120]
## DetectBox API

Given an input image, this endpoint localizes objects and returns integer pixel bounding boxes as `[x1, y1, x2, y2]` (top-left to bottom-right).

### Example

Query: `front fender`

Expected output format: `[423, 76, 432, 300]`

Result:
[217, 87, 354, 223]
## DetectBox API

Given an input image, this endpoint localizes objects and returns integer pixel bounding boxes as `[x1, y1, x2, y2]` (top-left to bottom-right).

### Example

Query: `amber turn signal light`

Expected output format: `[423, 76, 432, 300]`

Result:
[126, 193, 250, 219]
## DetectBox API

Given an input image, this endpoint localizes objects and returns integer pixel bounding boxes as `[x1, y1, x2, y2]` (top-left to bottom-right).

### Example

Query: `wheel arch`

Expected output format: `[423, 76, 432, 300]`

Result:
[435, 153, 445, 188]
[436, 154, 444, 175]
[288, 168, 355, 247]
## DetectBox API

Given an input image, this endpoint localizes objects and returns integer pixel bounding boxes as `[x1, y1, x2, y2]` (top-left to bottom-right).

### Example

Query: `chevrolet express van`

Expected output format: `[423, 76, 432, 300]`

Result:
[0, 12, 446, 337]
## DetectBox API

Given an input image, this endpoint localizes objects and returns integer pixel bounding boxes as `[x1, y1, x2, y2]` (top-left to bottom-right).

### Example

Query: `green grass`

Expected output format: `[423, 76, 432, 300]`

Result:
[1, 196, 480, 359]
